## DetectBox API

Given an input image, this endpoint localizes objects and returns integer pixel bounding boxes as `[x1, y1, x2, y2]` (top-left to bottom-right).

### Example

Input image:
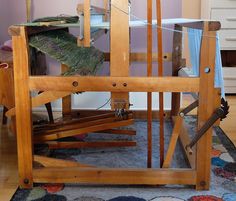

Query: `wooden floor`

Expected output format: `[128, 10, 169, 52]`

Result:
[0, 95, 235, 200]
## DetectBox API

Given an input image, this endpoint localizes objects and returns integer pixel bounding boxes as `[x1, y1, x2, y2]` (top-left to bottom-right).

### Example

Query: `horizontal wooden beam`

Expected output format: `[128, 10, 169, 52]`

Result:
[33, 167, 196, 185]
[177, 21, 221, 31]
[104, 52, 172, 62]
[34, 155, 94, 168]
[45, 141, 137, 149]
[29, 76, 200, 93]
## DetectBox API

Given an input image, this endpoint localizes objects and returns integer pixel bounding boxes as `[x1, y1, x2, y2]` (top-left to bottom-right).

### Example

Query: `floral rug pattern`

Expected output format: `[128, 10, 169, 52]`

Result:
[11, 117, 236, 201]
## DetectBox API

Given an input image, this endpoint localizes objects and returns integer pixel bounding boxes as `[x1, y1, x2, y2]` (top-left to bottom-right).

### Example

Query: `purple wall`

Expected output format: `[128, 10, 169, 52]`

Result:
[0, 0, 182, 75]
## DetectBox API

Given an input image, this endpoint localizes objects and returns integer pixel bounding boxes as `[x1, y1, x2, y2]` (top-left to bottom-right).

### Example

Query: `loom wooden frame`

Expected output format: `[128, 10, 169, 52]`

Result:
[11, 0, 220, 190]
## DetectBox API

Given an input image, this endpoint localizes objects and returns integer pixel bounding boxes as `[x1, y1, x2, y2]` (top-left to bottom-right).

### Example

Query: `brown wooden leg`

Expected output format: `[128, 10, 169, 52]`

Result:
[196, 23, 216, 190]
[12, 26, 33, 189]
[61, 64, 72, 118]
[171, 25, 183, 117]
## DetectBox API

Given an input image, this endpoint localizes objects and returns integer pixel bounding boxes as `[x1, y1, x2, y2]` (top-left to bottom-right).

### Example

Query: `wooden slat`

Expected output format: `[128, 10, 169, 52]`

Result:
[6, 91, 71, 117]
[33, 167, 196, 185]
[110, 0, 129, 110]
[163, 116, 183, 168]
[12, 26, 33, 188]
[156, 0, 165, 167]
[84, 0, 91, 47]
[176, 21, 221, 31]
[34, 113, 117, 132]
[46, 141, 136, 149]
[147, 0, 153, 168]
[34, 119, 134, 142]
[29, 76, 200, 93]
[97, 129, 136, 136]
[34, 155, 94, 168]
[171, 25, 183, 117]
[196, 23, 216, 190]
[35, 115, 132, 135]
[104, 52, 172, 62]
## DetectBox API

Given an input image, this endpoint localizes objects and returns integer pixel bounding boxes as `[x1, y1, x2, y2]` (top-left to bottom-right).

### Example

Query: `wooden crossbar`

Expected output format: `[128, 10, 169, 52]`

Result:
[33, 167, 196, 185]
[29, 76, 200, 93]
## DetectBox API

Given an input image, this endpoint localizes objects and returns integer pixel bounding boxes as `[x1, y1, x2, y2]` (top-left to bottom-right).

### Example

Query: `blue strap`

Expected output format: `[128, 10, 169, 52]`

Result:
[188, 28, 225, 97]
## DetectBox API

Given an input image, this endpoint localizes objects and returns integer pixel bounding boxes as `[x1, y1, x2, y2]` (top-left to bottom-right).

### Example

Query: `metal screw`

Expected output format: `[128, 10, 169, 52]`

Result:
[112, 83, 117, 87]
[24, 178, 29, 184]
[123, 83, 127, 87]
[72, 81, 79, 87]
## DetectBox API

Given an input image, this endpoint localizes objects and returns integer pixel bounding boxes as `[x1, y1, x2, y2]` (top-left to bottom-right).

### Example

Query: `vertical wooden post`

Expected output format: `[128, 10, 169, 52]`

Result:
[12, 26, 33, 189]
[110, 0, 130, 110]
[196, 22, 216, 190]
[147, 0, 153, 168]
[84, 0, 91, 47]
[61, 64, 72, 118]
[156, 0, 164, 167]
[171, 24, 183, 117]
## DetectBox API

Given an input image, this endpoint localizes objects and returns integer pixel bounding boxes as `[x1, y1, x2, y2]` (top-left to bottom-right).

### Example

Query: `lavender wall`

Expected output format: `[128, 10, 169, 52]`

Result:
[0, 0, 182, 110]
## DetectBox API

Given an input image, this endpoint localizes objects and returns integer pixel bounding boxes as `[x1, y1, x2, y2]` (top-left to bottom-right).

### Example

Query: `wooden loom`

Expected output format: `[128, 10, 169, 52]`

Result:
[9, 0, 223, 190]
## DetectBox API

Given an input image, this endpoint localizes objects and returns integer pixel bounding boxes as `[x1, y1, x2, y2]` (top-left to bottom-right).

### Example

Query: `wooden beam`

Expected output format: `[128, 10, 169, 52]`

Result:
[34, 119, 134, 142]
[34, 115, 132, 135]
[156, 0, 165, 168]
[33, 167, 196, 185]
[196, 23, 216, 190]
[104, 52, 172, 62]
[29, 76, 200, 93]
[163, 116, 183, 168]
[61, 64, 72, 117]
[34, 155, 94, 168]
[147, 0, 153, 168]
[171, 25, 183, 117]
[110, 0, 130, 110]
[176, 21, 221, 31]
[84, 0, 91, 47]
[12, 26, 33, 188]
[97, 129, 136, 136]
[45, 141, 136, 149]
[6, 91, 71, 117]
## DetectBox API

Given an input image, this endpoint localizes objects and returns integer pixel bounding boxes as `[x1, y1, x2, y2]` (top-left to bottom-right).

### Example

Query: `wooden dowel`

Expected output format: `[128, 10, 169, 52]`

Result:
[156, 0, 165, 168]
[147, 0, 153, 168]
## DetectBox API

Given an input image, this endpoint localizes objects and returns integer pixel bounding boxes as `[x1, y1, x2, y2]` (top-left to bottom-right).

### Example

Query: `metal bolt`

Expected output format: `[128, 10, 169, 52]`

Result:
[179, 112, 185, 117]
[24, 178, 29, 184]
[72, 81, 79, 87]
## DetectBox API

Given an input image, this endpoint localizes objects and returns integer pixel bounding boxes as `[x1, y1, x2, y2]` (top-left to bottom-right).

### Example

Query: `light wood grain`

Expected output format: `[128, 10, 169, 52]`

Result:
[196, 23, 216, 190]
[33, 167, 196, 185]
[110, 0, 129, 110]
[163, 116, 183, 168]
[29, 76, 200, 93]
[12, 26, 33, 188]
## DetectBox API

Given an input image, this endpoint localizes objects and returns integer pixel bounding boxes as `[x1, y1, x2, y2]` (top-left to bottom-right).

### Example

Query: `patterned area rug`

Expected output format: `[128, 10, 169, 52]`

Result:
[11, 116, 236, 201]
